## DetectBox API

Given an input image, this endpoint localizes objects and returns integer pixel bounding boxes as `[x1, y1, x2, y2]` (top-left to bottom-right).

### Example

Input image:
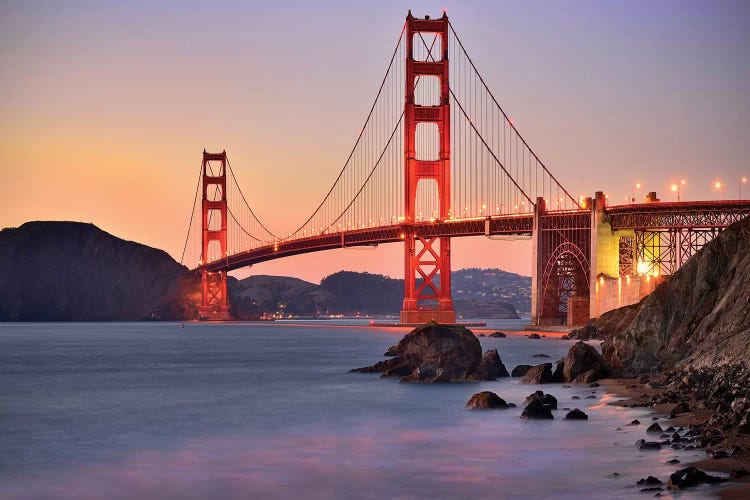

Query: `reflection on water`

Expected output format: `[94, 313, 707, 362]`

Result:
[0, 322, 716, 499]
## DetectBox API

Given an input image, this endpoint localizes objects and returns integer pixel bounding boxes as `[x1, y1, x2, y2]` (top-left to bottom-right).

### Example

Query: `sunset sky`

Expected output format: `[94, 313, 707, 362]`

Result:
[2, 0, 749, 283]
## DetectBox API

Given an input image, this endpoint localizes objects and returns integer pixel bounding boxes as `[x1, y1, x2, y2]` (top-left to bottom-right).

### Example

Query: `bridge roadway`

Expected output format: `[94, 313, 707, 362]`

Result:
[200, 199, 750, 274]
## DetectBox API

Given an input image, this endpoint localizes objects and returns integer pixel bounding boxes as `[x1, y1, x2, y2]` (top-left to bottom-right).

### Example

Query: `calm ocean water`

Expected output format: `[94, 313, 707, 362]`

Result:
[0, 321, 718, 499]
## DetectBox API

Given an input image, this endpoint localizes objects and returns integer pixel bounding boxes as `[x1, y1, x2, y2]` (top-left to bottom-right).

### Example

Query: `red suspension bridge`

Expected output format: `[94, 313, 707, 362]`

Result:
[181, 11, 750, 325]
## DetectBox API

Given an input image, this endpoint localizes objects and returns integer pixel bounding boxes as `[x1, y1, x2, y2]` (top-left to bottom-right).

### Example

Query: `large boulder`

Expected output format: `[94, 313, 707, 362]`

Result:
[466, 391, 509, 409]
[563, 341, 606, 383]
[520, 363, 554, 384]
[351, 322, 483, 382]
[511, 364, 532, 377]
[520, 399, 554, 420]
[475, 349, 510, 380]
[564, 409, 588, 420]
[668, 467, 726, 488]
[525, 390, 557, 409]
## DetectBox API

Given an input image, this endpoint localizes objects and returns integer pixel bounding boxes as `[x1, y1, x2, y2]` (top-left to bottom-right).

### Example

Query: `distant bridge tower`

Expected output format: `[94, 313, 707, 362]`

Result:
[200, 150, 231, 321]
[400, 11, 456, 324]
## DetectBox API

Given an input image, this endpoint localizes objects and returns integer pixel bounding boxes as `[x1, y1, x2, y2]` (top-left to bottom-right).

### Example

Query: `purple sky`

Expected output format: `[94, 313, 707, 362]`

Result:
[2, 0, 748, 282]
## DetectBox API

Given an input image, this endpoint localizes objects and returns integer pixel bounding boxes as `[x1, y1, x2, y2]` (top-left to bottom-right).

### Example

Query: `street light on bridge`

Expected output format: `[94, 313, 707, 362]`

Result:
[631, 182, 642, 203]
[740, 177, 748, 199]
[670, 179, 686, 202]
[713, 179, 724, 199]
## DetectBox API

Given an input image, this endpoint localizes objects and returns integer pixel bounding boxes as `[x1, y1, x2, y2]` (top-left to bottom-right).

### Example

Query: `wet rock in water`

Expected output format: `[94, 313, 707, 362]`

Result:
[532, 353, 552, 358]
[571, 395, 581, 400]
[520, 363, 554, 384]
[639, 487, 663, 493]
[525, 390, 557, 410]
[637, 476, 663, 486]
[560, 335, 570, 340]
[588, 382, 600, 387]
[520, 398, 554, 420]
[584, 395, 597, 399]
[563, 341, 606, 383]
[668, 467, 726, 488]
[638, 441, 662, 451]
[669, 401, 690, 418]
[647, 423, 664, 434]
[477, 333, 486, 337]
[351, 322, 483, 382]
[352, 357, 405, 374]
[564, 409, 588, 420]
[629, 419, 641, 426]
[475, 349, 510, 380]
[511, 364, 532, 378]
[466, 391, 509, 409]
[666, 459, 681, 464]
[384, 344, 399, 356]
[489, 331, 507, 338]
[528, 333, 541, 339]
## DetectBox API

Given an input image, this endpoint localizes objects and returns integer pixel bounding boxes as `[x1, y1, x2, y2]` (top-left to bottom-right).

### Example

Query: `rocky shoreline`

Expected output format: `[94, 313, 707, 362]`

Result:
[602, 375, 750, 497]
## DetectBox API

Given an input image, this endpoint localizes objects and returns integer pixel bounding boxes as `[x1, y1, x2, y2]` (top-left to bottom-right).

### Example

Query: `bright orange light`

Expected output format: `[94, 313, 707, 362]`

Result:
[670, 184, 678, 192]
[635, 183, 641, 189]
[714, 181, 722, 189]
[742, 177, 748, 183]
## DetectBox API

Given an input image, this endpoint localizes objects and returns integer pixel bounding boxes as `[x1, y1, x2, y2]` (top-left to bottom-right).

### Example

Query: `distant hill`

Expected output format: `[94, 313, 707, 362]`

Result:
[230, 270, 525, 319]
[452, 268, 531, 314]
[0, 221, 200, 320]
[0, 221, 529, 320]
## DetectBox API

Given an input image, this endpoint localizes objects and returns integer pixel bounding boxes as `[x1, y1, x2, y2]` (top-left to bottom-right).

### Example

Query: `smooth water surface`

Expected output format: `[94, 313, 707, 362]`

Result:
[0, 321, 716, 499]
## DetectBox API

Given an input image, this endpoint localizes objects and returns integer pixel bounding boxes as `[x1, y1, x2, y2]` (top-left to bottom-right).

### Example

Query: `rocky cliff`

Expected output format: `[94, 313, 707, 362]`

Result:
[0, 222, 200, 320]
[600, 216, 750, 374]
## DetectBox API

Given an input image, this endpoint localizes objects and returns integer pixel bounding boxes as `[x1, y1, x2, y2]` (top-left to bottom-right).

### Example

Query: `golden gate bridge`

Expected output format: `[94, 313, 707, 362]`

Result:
[180, 11, 750, 325]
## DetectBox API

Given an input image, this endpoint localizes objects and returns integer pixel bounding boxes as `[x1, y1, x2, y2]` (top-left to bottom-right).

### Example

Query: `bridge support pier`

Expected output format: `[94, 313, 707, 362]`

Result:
[399, 11, 455, 325]
[199, 150, 231, 321]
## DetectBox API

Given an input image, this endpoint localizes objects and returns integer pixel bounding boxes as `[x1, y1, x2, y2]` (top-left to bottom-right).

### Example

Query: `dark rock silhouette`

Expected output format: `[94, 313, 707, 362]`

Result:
[520, 394, 555, 420]
[351, 322, 487, 382]
[466, 391, 509, 409]
[511, 364, 532, 377]
[564, 409, 588, 420]
[668, 467, 726, 488]
[476, 349, 510, 379]
[563, 341, 606, 383]
[520, 363, 554, 384]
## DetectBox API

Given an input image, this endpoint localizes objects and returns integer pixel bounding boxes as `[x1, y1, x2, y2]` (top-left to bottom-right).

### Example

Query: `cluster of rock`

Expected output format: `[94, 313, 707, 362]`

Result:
[465, 389, 588, 421]
[351, 322, 508, 382]
[510, 341, 607, 385]
[630, 467, 731, 494]
[624, 366, 750, 452]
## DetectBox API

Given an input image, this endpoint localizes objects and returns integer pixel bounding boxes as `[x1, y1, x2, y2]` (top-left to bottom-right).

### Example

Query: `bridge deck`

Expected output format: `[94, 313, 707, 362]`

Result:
[198, 200, 750, 273]
[201, 213, 535, 272]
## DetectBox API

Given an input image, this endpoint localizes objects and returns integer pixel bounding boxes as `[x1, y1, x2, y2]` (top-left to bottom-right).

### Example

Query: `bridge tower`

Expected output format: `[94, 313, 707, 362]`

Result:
[400, 11, 456, 324]
[199, 150, 231, 321]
